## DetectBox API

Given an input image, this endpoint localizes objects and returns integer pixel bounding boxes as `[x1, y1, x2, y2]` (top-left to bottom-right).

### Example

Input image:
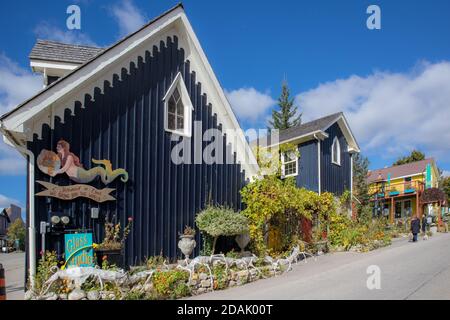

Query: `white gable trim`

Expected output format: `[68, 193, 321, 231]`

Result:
[322, 114, 360, 153]
[0, 7, 259, 179]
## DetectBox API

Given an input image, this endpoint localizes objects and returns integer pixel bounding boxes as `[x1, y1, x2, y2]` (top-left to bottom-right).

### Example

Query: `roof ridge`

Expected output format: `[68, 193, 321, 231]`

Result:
[34, 39, 104, 50]
[369, 158, 435, 173]
[279, 111, 343, 134]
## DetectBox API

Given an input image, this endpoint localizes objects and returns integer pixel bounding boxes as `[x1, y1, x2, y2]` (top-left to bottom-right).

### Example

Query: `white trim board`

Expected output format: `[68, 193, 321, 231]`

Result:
[0, 7, 259, 179]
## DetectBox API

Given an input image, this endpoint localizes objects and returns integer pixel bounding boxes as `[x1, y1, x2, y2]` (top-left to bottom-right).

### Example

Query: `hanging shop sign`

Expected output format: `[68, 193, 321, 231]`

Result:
[36, 181, 116, 203]
[64, 233, 94, 268]
[35, 139, 129, 203]
[37, 140, 129, 185]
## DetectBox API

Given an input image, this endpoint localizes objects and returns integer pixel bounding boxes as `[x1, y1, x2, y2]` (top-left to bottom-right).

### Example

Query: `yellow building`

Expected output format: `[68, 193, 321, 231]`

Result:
[367, 158, 440, 223]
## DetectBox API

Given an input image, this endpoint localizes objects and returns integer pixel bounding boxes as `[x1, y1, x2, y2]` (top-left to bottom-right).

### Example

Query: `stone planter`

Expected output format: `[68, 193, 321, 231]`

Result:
[178, 235, 196, 259]
[235, 233, 250, 253]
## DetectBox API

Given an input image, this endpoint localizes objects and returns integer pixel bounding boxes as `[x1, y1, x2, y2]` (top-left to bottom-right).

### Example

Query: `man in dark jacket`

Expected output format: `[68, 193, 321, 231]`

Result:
[411, 216, 421, 242]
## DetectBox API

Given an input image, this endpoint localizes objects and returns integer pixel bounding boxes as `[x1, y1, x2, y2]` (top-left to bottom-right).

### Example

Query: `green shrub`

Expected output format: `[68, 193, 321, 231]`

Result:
[152, 270, 190, 299]
[196, 206, 249, 254]
[34, 251, 60, 292]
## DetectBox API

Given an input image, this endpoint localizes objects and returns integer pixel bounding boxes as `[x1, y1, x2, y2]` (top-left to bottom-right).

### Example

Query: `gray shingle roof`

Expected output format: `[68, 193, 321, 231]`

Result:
[278, 112, 343, 142]
[29, 40, 104, 64]
[251, 112, 343, 147]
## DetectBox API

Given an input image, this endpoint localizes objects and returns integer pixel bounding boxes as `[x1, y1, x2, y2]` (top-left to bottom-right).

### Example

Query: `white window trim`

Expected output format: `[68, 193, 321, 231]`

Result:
[331, 137, 341, 166]
[281, 151, 298, 179]
[163, 72, 193, 138]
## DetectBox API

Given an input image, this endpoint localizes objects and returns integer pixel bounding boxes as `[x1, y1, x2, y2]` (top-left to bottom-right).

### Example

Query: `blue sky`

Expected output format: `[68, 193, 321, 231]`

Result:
[1, 0, 450, 210]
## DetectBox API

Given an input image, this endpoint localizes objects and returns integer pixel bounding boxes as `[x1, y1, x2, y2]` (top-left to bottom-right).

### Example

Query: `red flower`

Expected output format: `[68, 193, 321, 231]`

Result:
[40, 250, 44, 256]
[128, 217, 133, 222]
[102, 255, 108, 261]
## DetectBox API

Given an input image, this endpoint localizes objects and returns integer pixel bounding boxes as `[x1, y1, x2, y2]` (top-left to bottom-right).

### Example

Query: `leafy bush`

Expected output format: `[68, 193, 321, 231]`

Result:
[196, 206, 249, 254]
[7, 219, 26, 250]
[152, 270, 190, 299]
[241, 175, 335, 255]
[34, 251, 60, 292]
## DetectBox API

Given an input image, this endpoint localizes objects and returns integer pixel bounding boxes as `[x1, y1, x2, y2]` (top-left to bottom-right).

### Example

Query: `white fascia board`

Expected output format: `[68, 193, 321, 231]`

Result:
[322, 115, 360, 153]
[30, 60, 79, 72]
[2, 7, 184, 133]
[178, 13, 259, 179]
[263, 130, 329, 149]
[370, 172, 424, 183]
[2, 7, 259, 179]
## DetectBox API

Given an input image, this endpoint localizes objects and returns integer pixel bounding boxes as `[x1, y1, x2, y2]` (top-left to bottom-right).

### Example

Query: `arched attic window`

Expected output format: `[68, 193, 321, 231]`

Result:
[331, 137, 341, 166]
[163, 72, 193, 137]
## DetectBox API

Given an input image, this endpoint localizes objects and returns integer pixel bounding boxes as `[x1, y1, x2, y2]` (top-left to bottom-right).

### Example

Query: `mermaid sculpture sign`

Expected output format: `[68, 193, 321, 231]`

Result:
[36, 140, 129, 203]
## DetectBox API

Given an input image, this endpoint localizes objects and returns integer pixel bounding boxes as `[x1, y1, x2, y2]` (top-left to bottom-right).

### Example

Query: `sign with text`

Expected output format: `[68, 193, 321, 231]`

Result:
[36, 181, 116, 203]
[64, 233, 94, 268]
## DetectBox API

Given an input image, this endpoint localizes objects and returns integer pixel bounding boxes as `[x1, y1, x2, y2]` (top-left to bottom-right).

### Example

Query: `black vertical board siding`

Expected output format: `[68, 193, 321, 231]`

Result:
[28, 37, 246, 265]
[320, 122, 351, 196]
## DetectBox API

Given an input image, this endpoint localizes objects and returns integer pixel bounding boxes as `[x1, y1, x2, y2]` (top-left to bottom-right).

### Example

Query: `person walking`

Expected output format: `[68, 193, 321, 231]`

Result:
[411, 216, 421, 242]
[421, 215, 427, 235]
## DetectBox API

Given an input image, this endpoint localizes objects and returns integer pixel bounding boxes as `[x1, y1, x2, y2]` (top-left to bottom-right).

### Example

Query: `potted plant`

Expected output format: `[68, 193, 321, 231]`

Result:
[178, 226, 197, 260]
[95, 217, 133, 269]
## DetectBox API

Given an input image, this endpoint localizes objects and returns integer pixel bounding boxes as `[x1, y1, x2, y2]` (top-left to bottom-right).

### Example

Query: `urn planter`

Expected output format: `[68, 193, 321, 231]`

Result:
[235, 233, 250, 253]
[178, 235, 196, 260]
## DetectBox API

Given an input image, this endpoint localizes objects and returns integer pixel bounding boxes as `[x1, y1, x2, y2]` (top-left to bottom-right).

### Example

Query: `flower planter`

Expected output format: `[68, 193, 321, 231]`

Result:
[95, 249, 124, 269]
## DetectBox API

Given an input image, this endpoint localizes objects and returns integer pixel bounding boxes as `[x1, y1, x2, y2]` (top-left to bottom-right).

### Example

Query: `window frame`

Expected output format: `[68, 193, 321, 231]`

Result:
[281, 150, 298, 179]
[163, 72, 193, 138]
[331, 137, 341, 166]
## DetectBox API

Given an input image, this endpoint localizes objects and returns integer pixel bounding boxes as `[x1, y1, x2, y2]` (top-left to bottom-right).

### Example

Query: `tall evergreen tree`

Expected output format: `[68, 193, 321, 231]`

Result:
[269, 81, 302, 130]
[353, 153, 370, 206]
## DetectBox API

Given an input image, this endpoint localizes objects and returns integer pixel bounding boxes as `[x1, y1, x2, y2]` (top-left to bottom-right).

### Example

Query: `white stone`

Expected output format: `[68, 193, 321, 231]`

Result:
[199, 273, 208, 281]
[87, 291, 100, 300]
[200, 280, 211, 288]
[24, 290, 34, 300]
[46, 293, 58, 300]
[68, 289, 86, 301]
[144, 283, 153, 292]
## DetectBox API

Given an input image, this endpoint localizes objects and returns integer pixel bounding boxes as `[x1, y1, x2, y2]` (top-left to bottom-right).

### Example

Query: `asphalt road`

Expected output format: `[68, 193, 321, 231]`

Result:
[0, 252, 25, 300]
[189, 233, 450, 300]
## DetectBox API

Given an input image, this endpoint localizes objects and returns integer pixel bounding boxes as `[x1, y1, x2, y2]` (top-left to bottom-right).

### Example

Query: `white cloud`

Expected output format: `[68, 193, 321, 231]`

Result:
[443, 171, 450, 177]
[34, 22, 98, 46]
[226, 87, 276, 123]
[296, 61, 450, 162]
[0, 193, 22, 209]
[0, 54, 41, 175]
[110, 0, 147, 37]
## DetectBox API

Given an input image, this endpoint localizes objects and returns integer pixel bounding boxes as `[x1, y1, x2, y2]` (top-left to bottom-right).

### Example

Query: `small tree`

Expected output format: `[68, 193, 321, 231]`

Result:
[393, 150, 425, 166]
[442, 176, 450, 204]
[7, 219, 26, 251]
[195, 206, 249, 254]
[269, 81, 302, 130]
[353, 153, 370, 207]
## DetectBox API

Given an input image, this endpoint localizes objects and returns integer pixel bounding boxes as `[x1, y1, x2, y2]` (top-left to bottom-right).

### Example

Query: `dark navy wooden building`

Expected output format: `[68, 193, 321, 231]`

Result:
[276, 112, 360, 196]
[0, 4, 258, 278]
